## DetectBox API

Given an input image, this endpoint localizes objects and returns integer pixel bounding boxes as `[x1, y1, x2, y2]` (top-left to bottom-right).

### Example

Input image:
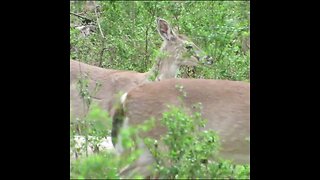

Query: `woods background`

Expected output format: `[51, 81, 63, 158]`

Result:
[70, 1, 250, 81]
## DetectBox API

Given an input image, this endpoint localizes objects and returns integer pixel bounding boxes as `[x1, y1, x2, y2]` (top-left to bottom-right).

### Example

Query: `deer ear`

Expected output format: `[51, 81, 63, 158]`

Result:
[157, 18, 176, 41]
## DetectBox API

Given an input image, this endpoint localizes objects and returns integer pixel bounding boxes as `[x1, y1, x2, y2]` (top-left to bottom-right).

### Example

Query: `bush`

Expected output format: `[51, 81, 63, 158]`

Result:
[70, 103, 249, 179]
[145, 105, 250, 179]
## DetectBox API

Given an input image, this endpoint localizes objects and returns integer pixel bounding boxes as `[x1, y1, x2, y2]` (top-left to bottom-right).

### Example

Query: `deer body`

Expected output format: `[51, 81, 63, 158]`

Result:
[112, 79, 250, 177]
[70, 59, 148, 118]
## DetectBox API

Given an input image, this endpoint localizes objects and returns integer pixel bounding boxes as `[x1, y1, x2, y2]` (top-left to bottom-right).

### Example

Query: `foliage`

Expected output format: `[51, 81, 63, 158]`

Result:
[70, 105, 156, 179]
[70, 152, 119, 179]
[70, 1, 250, 81]
[145, 105, 250, 179]
[70, 104, 249, 179]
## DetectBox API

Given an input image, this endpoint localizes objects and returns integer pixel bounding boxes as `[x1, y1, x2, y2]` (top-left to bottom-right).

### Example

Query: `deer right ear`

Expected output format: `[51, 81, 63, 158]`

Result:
[157, 18, 176, 41]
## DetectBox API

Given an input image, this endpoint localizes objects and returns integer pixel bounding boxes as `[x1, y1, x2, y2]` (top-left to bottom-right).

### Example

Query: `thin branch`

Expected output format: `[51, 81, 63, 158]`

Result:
[70, 12, 93, 23]
[145, 28, 149, 68]
[94, 6, 105, 39]
[93, 4, 107, 67]
[99, 46, 108, 67]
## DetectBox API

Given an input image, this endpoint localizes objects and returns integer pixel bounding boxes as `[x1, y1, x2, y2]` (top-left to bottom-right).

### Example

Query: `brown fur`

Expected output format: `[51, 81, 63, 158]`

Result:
[70, 60, 147, 118]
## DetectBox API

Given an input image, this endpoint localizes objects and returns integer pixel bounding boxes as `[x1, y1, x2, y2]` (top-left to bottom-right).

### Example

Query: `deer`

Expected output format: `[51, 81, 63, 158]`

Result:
[111, 78, 250, 178]
[70, 18, 213, 159]
[70, 17, 213, 121]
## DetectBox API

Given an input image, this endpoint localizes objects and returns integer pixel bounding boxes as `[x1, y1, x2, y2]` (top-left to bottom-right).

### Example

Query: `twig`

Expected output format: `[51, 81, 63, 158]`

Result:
[94, 3, 107, 67]
[94, 6, 105, 39]
[99, 47, 108, 67]
[145, 28, 149, 68]
[70, 12, 93, 23]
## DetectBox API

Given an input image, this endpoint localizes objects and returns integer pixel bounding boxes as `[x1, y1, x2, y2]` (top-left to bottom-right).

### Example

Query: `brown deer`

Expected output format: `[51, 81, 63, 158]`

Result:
[111, 78, 250, 178]
[70, 18, 213, 121]
[70, 18, 213, 159]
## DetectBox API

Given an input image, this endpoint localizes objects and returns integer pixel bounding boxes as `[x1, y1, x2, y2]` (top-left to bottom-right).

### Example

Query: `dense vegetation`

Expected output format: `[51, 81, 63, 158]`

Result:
[71, 104, 250, 179]
[70, 1, 250, 81]
[70, 1, 250, 179]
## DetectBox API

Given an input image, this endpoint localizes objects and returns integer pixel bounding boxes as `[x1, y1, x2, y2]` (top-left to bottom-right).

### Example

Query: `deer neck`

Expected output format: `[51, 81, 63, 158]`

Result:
[145, 53, 178, 82]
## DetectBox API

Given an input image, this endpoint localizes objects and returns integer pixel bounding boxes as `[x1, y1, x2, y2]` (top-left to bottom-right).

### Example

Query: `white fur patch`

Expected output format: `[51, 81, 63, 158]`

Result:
[121, 92, 128, 104]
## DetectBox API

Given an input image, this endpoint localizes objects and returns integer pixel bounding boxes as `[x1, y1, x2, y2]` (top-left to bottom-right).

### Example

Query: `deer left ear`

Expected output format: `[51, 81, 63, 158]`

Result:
[157, 18, 176, 41]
